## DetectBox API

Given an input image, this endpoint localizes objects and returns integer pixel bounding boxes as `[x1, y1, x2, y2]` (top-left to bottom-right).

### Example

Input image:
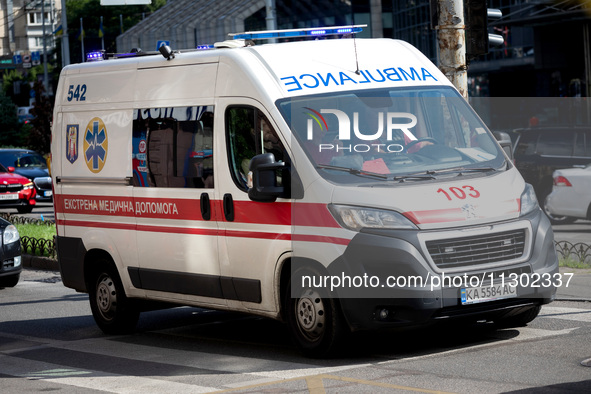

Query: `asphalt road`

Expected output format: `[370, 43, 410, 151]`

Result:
[552, 219, 591, 244]
[1, 270, 591, 393]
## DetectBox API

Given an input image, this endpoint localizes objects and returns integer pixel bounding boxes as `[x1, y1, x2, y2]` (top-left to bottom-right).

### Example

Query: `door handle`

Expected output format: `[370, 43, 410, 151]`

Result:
[223, 193, 234, 221]
[200, 193, 211, 221]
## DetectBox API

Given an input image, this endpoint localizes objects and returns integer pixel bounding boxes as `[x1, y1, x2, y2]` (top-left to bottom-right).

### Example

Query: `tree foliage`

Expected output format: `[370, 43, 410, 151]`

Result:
[0, 90, 27, 147]
[62, 0, 166, 64]
[26, 81, 54, 155]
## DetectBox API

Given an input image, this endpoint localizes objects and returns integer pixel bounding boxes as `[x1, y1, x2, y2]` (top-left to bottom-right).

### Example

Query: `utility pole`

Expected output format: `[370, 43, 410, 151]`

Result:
[42, 0, 49, 94]
[61, 0, 70, 66]
[265, 0, 277, 43]
[436, 0, 468, 98]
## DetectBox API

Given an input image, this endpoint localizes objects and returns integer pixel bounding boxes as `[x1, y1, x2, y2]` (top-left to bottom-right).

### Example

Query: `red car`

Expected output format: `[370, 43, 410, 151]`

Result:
[0, 163, 36, 213]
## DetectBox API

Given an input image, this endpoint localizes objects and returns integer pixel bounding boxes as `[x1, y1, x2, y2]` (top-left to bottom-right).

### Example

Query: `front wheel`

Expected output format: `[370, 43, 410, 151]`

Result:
[88, 261, 139, 335]
[494, 305, 541, 328]
[0, 273, 20, 288]
[17, 206, 33, 214]
[284, 267, 347, 357]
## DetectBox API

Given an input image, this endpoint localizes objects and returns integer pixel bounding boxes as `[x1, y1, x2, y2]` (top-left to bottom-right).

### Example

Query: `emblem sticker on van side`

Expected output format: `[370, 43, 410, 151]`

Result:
[66, 124, 79, 164]
[83, 117, 108, 173]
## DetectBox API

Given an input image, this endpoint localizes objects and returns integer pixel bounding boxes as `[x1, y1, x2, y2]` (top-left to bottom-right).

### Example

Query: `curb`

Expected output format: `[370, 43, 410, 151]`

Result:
[22, 254, 59, 271]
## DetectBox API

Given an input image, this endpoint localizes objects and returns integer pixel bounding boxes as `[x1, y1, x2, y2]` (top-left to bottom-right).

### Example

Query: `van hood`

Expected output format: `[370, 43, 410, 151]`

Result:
[12, 167, 49, 180]
[330, 168, 526, 230]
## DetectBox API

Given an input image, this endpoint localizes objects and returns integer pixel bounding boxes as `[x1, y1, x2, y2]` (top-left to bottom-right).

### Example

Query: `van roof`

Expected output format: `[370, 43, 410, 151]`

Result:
[62, 37, 452, 100]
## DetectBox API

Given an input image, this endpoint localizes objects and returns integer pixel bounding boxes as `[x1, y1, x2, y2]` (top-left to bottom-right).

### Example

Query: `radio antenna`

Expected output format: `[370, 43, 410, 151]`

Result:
[353, 33, 360, 75]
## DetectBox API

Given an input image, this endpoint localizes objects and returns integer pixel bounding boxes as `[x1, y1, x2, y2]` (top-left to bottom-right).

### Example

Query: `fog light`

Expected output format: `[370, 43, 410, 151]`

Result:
[379, 309, 389, 320]
[14, 256, 21, 267]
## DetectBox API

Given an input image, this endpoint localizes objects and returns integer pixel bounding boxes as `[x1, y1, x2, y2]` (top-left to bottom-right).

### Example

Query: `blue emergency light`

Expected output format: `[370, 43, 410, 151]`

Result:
[230, 25, 366, 40]
[196, 44, 215, 50]
[86, 51, 106, 62]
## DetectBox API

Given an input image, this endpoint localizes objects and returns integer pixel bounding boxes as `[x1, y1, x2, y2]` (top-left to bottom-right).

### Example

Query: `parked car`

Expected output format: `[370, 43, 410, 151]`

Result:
[17, 106, 34, 124]
[0, 149, 52, 202]
[0, 163, 37, 213]
[546, 165, 591, 221]
[0, 217, 22, 288]
[513, 126, 591, 224]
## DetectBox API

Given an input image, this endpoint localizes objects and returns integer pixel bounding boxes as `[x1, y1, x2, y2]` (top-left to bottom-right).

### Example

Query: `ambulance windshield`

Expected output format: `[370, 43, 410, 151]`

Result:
[277, 87, 506, 184]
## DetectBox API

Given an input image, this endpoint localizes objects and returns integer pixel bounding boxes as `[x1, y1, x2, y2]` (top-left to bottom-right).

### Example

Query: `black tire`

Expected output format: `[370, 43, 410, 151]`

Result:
[541, 189, 575, 225]
[0, 273, 20, 288]
[88, 260, 139, 335]
[17, 206, 34, 214]
[495, 305, 541, 328]
[284, 266, 347, 358]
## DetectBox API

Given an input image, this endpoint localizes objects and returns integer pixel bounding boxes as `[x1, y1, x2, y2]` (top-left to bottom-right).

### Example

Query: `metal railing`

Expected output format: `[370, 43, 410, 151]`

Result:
[0, 213, 589, 266]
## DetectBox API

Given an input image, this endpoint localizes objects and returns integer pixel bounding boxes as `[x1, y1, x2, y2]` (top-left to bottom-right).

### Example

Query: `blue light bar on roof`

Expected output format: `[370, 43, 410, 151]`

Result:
[230, 25, 366, 40]
[86, 51, 105, 62]
[196, 44, 214, 50]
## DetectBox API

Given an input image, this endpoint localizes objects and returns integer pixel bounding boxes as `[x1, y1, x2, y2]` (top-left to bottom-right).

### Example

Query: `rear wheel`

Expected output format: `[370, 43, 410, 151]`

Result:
[88, 260, 139, 335]
[284, 266, 347, 358]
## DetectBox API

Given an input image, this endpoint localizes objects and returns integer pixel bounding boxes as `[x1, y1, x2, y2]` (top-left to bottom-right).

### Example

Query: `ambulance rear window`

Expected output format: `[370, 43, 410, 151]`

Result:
[132, 106, 214, 188]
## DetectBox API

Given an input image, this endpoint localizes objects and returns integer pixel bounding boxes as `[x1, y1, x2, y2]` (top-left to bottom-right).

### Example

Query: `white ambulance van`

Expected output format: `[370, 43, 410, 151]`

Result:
[52, 26, 558, 357]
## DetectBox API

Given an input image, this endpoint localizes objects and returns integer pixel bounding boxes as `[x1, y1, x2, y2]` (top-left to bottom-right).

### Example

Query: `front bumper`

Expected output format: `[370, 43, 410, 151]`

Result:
[34, 177, 53, 202]
[0, 239, 22, 280]
[322, 209, 558, 332]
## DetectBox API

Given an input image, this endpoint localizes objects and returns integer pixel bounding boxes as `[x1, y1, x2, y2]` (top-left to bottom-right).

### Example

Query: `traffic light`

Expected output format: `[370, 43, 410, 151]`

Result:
[465, 0, 504, 59]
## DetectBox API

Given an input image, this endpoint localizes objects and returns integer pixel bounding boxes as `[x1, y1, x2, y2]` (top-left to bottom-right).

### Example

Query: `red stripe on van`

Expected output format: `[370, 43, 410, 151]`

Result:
[292, 234, 351, 245]
[404, 200, 520, 225]
[56, 219, 350, 245]
[54, 194, 340, 228]
[403, 208, 466, 224]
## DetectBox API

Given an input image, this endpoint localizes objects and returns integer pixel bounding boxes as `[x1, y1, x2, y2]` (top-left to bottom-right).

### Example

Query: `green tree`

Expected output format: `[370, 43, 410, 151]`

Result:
[26, 81, 53, 155]
[0, 91, 27, 147]
[60, 0, 166, 64]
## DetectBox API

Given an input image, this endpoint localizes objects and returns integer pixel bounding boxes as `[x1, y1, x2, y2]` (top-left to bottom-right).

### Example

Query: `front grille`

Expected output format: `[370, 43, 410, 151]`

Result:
[0, 183, 22, 193]
[426, 230, 526, 269]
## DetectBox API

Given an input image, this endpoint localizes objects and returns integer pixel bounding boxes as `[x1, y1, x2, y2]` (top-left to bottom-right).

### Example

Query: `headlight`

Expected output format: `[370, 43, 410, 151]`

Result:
[23, 182, 34, 189]
[520, 183, 539, 216]
[3, 225, 20, 245]
[328, 204, 417, 231]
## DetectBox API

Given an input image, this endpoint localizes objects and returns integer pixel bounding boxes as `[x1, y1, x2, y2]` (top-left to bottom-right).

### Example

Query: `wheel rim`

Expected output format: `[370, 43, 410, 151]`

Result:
[96, 273, 117, 322]
[295, 289, 325, 342]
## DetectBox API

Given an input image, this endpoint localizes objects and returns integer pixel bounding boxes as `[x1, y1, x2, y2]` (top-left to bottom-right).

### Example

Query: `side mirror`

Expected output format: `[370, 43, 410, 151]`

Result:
[248, 153, 288, 203]
[493, 131, 513, 160]
[7, 166, 15, 173]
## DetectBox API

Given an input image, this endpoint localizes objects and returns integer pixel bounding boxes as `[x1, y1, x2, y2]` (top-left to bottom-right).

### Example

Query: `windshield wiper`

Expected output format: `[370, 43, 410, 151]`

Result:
[426, 166, 499, 176]
[392, 174, 436, 182]
[316, 164, 388, 179]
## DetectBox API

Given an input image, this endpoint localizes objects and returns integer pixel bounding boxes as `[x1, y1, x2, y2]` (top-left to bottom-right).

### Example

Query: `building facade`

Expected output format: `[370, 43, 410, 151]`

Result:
[0, 0, 61, 70]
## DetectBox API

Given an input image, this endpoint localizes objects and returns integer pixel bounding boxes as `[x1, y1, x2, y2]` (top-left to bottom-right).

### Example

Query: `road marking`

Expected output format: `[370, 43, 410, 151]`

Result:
[539, 306, 591, 323]
[0, 354, 217, 394]
[214, 373, 456, 393]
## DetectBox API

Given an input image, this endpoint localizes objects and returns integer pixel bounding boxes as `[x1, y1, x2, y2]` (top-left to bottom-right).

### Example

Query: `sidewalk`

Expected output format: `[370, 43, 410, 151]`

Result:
[22, 254, 59, 271]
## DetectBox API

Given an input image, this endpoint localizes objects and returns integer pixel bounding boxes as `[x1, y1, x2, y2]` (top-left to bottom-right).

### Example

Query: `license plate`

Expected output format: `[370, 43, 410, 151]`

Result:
[0, 193, 18, 200]
[461, 284, 517, 305]
[44, 190, 52, 197]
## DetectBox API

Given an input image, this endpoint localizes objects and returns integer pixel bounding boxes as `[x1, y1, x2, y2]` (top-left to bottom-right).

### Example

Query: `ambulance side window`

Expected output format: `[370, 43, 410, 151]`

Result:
[132, 106, 214, 188]
[226, 106, 286, 190]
